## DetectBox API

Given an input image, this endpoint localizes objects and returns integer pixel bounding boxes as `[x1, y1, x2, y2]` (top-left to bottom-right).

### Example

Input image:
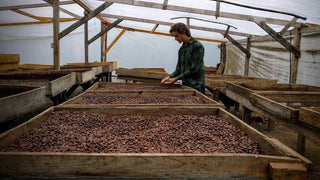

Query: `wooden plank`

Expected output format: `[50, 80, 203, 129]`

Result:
[53, 0, 60, 70]
[0, 54, 19, 70]
[50, 72, 76, 97]
[116, 67, 168, 79]
[58, 2, 113, 40]
[150, 24, 159, 33]
[258, 93, 320, 104]
[299, 107, 320, 129]
[250, 93, 298, 121]
[0, 106, 311, 178]
[100, 0, 297, 26]
[88, 19, 123, 44]
[100, 13, 252, 37]
[0, 85, 51, 123]
[290, 26, 302, 84]
[254, 20, 301, 58]
[206, 77, 277, 89]
[244, 36, 251, 76]
[66, 62, 116, 72]
[269, 162, 308, 180]
[224, 34, 250, 57]
[104, 28, 127, 55]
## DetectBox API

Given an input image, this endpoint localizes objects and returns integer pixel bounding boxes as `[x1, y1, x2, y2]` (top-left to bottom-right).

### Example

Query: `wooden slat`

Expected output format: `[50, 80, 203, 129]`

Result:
[100, 0, 297, 26]
[58, 1, 113, 40]
[269, 162, 308, 180]
[254, 20, 301, 58]
[104, 28, 127, 55]
[100, 13, 252, 37]
[224, 34, 250, 57]
[88, 19, 123, 44]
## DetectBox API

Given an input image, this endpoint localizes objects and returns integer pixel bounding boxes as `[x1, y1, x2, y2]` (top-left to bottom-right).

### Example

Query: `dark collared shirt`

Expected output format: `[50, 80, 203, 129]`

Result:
[170, 37, 205, 89]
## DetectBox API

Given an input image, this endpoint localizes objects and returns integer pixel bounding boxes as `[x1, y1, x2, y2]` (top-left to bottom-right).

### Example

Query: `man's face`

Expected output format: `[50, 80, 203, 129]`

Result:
[171, 31, 183, 43]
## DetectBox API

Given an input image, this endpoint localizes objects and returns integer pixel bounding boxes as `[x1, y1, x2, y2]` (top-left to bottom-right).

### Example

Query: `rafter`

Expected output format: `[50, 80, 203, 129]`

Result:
[73, 0, 107, 23]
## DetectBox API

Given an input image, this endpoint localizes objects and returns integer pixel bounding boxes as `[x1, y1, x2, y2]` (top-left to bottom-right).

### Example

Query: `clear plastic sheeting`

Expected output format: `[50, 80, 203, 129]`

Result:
[224, 32, 320, 86]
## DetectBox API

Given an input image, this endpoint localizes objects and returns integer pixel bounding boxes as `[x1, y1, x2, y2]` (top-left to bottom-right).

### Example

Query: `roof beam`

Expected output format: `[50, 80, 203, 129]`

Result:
[279, 17, 298, 35]
[88, 19, 123, 44]
[58, 1, 113, 39]
[99, 0, 297, 26]
[254, 19, 301, 58]
[100, 13, 252, 37]
[60, 7, 81, 19]
[73, 0, 107, 23]
[0, 1, 75, 11]
[224, 33, 250, 58]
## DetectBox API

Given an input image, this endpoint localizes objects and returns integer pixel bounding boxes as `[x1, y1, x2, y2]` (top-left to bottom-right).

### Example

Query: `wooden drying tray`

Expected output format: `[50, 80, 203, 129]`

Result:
[0, 54, 19, 71]
[0, 106, 311, 179]
[116, 68, 169, 80]
[66, 61, 117, 72]
[0, 84, 51, 124]
[87, 82, 194, 92]
[59, 89, 223, 109]
[0, 70, 76, 97]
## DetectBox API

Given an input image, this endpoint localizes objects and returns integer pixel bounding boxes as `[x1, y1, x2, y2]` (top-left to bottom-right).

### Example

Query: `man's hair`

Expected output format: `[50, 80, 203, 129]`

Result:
[169, 23, 191, 37]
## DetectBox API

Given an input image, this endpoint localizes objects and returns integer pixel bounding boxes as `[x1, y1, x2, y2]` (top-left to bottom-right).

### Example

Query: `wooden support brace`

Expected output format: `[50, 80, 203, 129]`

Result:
[279, 17, 298, 35]
[224, 34, 251, 58]
[58, 1, 113, 39]
[101, 22, 104, 62]
[11, 9, 46, 21]
[88, 19, 123, 44]
[162, 0, 168, 10]
[84, 11, 89, 65]
[223, 26, 230, 38]
[186, 18, 190, 29]
[244, 36, 251, 76]
[53, 0, 60, 70]
[150, 24, 159, 33]
[104, 28, 127, 55]
[254, 20, 301, 58]
[290, 26, 301, 84]
[215, 0, 220, 19]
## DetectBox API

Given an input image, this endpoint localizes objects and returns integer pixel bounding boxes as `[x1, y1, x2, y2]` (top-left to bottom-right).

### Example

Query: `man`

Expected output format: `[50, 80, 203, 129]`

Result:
[161, 23, 205, 94]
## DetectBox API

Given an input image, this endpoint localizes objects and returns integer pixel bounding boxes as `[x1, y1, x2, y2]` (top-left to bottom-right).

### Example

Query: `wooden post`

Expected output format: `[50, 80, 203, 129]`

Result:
[84, 11, 89, 65]
[100, 22, 104, 62]
[244, 36, 251, 76]
[104, 33, 107, 62]
[242, 106, 252, 124]
[53, 0, 60, 70]
[297, 132, 306, 155]
[290, 26, 301, 84]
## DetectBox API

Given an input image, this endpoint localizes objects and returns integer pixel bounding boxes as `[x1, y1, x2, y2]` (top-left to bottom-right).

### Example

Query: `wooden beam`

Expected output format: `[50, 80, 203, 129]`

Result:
[99, 0, 298, 26]
[244, 36, 251, 76]
[150, 24, 159, 33]
[60, 7, 81, 19]
[84, 11, 89, 65]
[162, 0, 168, 10]
[104, 33, 108, 62]
[224, 34, 250, 58]
[290, 26, 301, 84]
[58, 2, 113, 40]
[88, 19, 123, 45]
[0, 18, 77, 26]
[101, 22, 104, 62]
[215, 0, 220, 19]
[279, 17, 298, 35]
[254, 20, 301, 58]
[100, 13, 252, 37]
[73, 0, 107, 23]
[0, 1, 75, 11]
[11, 9, 46, 21]
[104, 28, 127, 55]
[53, 0, 60, 70]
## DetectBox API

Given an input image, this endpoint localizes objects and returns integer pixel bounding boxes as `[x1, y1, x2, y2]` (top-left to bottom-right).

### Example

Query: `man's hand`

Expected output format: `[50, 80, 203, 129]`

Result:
[163, 77, 178, 84]
[161, 76, 170, 84]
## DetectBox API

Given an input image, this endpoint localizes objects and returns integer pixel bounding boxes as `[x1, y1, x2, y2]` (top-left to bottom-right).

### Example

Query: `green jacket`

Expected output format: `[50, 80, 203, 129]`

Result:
[170, 37, 205, 89]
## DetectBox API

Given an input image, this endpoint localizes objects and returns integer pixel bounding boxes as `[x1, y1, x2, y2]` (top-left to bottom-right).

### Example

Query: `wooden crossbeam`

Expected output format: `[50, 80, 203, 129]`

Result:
[60, 7, 81, 19]
[150, 24, 159, 33]
[254, 20, 301, 58]
[11, 9, 48, 21]
[88, 19, 123, 44]
[0, 1, 75, 11]
[162, 0, 168, 10]
[58, 2, 113, 39]
[224, 34, 250, 58]
[104, 28, 127, 55]
[100, 13, 252, 37]
[215, 0, 220, 19]
[99, 0, 297, 26]
[279, 17, 298, 35]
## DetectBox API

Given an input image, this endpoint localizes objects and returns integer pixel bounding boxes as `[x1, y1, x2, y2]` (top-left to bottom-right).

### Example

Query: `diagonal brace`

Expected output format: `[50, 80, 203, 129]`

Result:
[58, 1, 113, 39]
[88, 19, 123, 44]
[224, 33, 251, 58]
[254, 20, 301, 58]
